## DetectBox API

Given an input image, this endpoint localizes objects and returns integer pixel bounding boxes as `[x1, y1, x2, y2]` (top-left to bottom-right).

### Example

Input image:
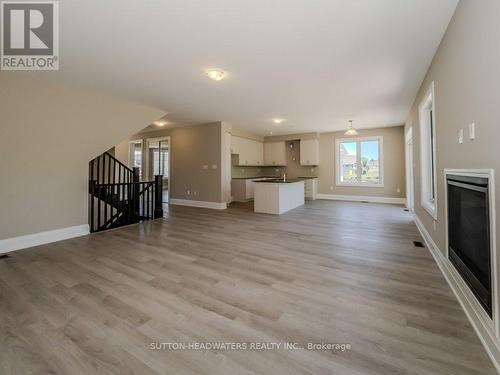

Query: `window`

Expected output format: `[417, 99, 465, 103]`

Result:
[129, 140, 143, 180]
[336, 137, 383, 187]
[419, 81, 437, 219]
[133, 150, 142, 168]
[153, 148, 169, 176]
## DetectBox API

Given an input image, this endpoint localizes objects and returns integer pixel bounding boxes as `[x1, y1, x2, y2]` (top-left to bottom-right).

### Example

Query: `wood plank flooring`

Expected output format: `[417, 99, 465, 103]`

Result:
[0, 200, 496, 374]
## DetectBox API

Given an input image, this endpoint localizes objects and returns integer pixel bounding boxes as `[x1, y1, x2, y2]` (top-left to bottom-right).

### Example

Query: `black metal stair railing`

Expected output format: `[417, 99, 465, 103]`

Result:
[88, 152, 163, 233]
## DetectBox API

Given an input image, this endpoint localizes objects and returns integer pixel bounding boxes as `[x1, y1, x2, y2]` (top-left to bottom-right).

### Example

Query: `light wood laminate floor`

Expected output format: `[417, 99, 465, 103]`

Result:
[0, 200, 496, 374]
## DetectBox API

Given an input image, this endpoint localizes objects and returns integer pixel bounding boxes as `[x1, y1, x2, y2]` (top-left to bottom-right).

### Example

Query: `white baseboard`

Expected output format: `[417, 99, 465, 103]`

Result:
[317, 193, 405, 205]
[169, 198, 227, 210]
[413, 214, 500, 373]
[0, 224, 90, 255]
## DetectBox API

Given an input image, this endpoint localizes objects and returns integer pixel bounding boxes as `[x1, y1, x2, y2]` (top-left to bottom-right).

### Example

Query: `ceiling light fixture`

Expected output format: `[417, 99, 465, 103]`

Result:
[154, 121, 167, 127]
[205, 68, 225, 81]
[344, 120, 358, 136]
[272, 118, 285, 124]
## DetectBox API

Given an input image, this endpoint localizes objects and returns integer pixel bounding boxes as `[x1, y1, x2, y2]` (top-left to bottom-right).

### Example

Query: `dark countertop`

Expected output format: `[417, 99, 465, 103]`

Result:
[297, 176, 318, 179]
[253, 178, 304, 184]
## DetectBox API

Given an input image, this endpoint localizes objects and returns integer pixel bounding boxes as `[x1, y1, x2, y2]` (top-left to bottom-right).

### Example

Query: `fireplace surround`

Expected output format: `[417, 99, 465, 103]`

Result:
[444, 169, 497, 327]
[447, 173, 492, 316]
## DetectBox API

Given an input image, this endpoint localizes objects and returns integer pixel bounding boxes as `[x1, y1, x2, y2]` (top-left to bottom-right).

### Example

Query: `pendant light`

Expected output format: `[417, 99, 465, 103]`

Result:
[344, 120, 358, 136]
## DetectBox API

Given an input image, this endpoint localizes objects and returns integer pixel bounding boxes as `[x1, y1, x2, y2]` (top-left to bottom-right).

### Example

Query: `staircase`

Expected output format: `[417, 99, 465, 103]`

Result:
[88, 152, 163, 233]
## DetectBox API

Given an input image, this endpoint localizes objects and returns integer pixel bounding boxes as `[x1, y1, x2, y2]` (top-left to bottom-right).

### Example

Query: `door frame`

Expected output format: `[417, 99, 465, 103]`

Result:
[128, 139, 143, 179]
[405, 127, 414, 211]
[222, 130, 232, 203]
[145, 136, 171, 203]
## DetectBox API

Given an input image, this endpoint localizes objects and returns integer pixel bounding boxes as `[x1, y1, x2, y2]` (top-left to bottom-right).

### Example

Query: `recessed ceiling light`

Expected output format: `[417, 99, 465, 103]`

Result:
[272, 118, 285, 124]
[269, 131, 273, 135]
[154, 121, 167, 127]
[205, 68, 226, 81]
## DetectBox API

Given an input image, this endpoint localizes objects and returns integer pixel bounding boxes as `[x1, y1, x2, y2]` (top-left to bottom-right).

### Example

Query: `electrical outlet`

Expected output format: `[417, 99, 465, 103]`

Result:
[193, 191, 197, 196]
[396, 188, 401, 193]
[330, 185, 334, 190]
[203, 165, 208, 170]
[187, 190, 190, 195]
[311, 168, 315, 172]
[212, 164, 217, 169]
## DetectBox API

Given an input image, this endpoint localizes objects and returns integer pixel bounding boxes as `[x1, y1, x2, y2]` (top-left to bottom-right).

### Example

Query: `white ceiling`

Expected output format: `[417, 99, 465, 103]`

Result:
[43, 0, 458, 135]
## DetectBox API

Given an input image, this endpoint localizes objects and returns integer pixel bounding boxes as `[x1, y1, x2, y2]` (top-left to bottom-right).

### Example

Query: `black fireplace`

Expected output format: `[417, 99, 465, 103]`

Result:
[447, 174, 491, 317]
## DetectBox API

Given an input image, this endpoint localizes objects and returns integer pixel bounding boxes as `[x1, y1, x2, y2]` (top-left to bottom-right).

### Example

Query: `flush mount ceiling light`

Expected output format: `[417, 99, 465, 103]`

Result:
[272, 118, 285, 124]
[344, 120, 358, 136]
[154, 121, 167, 127]
[205, 68, 226, 81]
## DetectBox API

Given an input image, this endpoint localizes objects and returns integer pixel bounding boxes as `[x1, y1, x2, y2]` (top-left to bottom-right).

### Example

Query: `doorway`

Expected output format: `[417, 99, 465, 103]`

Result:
[405, 127, 414, 212]
[146, 136, 170, 204]
[128, 140, 143, 180]
[222, 130, 232, 203]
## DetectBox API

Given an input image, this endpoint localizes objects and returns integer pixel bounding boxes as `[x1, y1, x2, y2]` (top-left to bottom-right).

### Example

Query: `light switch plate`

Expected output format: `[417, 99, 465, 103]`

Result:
[469, 122, 475, 140]
[458, 129, 464, 144]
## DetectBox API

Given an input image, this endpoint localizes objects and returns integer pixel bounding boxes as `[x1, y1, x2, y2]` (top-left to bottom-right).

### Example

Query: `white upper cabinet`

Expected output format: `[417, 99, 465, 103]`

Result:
[230, 135, 243, 155]
[231, 135, 263, 165]
[256, 141, 264, 165]
[300, 139, 319, 165]
[264, 141, 287, 166]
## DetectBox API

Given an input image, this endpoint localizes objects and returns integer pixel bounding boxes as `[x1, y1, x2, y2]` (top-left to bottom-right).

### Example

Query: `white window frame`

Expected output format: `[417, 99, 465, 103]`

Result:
[128, 139, 143, 179]
[419, 81, 438, 219]
[335, 136, 384, 188]
[128, 139, 143, 168]
[145, 136, 170, 181]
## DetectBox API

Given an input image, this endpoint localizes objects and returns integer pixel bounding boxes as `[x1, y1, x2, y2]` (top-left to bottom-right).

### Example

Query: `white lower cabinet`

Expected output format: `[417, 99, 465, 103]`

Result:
[231, 178, 276, 202]
[304, 178, 318, 200]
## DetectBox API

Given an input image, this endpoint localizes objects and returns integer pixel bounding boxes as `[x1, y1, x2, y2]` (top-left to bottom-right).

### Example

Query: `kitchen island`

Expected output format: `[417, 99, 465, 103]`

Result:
[254, 178, 305, 214]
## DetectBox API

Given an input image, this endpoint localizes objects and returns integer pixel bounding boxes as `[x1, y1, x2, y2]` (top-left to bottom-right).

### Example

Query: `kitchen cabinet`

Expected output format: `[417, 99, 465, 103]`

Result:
[300, 139, 319, 166]
[230, 135, 243, 155]
[231, 179, 255, 201]
[304, 178, 318, 200]
[254, 180, 305, 214]
[254, 140, 264, 165]
[264, 141, 287, 166]
[231, 136, 264, 165]
[231, 177, 276, 202]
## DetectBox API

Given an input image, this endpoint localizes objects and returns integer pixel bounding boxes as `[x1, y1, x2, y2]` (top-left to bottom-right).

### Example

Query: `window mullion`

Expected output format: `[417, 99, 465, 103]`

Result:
[356, 141, 361, 183]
